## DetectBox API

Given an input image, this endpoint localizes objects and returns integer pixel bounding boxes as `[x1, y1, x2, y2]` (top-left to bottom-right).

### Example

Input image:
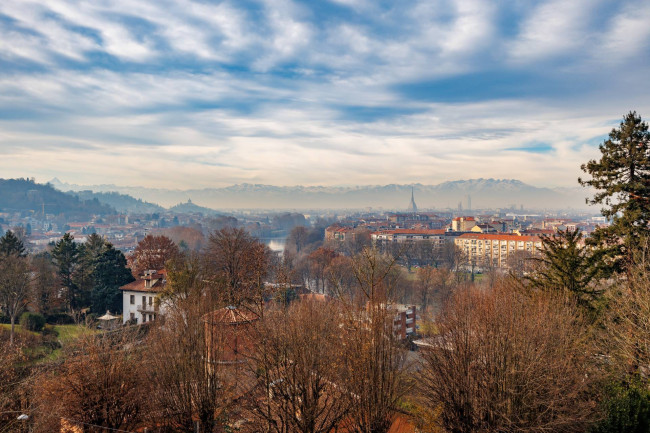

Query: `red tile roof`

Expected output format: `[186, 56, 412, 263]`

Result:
[203, 306, 259, 325]
[119, 269, 167, 292]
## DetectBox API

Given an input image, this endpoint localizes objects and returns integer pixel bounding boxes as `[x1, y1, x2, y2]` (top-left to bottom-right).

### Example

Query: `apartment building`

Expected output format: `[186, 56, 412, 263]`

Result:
[393, 305, 417, 340]
[371, 229, 447, 247]
[454, 233, 542, 269]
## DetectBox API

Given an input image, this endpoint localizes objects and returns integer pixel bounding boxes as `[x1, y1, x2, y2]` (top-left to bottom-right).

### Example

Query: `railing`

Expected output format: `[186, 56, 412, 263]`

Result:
[137, 303, 159, 313]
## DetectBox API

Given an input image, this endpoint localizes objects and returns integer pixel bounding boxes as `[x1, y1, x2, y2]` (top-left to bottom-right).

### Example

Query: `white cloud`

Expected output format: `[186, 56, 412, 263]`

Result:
[508, 0, 599, 62]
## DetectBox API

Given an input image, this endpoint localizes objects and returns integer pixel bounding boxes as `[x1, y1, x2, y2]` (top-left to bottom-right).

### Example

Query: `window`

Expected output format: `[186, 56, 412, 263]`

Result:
[130, 312, 135, 320]
[142, 296, 146, 307]
[149, 296, 152, 306]
[142, 315, 146, 323]
[130, 295, 135, 305]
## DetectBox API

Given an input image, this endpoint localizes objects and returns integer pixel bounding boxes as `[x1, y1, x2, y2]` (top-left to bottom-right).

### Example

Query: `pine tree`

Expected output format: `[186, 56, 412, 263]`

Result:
[527, 228, 601, 310]
[76, 233, 108, 309]
[579, 111, 650, 273]
[0, 230, 26, 257]
[51, 233, 80, 312]
[90, 245, 134, 314]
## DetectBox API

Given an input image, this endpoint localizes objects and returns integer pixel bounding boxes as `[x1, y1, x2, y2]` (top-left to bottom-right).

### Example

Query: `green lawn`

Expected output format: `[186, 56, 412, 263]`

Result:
[1, 323, 96, 364]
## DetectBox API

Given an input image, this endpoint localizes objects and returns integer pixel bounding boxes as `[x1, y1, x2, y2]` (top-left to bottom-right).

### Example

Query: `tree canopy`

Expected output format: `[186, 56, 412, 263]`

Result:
[579, 111, 650, 273]
[0, 230, 26, 257]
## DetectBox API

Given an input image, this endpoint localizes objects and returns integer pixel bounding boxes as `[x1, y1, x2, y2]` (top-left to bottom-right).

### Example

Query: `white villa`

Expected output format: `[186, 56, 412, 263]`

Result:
[120, 269, 168, 324]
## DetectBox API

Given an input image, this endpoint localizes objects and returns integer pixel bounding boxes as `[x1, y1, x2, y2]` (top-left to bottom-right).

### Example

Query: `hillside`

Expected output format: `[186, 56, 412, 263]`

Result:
[0, 178, 115, 217]
[167, 199, 219, 215]
[71, 190, 164, 214]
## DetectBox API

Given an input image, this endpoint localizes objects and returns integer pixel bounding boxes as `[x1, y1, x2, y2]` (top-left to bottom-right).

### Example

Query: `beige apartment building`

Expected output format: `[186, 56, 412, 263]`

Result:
[454, 233, 543, 268]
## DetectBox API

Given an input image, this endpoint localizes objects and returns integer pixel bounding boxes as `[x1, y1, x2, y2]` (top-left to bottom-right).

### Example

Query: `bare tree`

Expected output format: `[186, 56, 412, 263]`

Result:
[246, 299, 352, 433]
[32, 329, 147, 433]
[0, 254, 32, 345]
[0, 338, 28, 430]
[307, 247, 337, 294]
[607, 238, 650, 376]
[416, 266, 453, 314]
[338, 247, 408, 433]
[205, 228, 271, 312]
[146, 293, 237, 433]
[418, 283, 598, 433]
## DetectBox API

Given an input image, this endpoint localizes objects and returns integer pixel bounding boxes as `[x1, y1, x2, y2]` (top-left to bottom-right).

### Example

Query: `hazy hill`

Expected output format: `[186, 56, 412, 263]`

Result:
[167, 199, 219, 215]
[48, 178, 593, 211]
[71, 190, 165, 214]
[0, 178, 115, 217]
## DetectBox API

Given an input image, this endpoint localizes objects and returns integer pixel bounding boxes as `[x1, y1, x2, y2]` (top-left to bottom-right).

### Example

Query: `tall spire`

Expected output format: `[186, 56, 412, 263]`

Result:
[408, 186, 418, 214]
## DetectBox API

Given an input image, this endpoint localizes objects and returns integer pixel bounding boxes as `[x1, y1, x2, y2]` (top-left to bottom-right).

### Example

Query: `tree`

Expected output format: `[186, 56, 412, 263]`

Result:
[31, 251, 61, 315]
[205, 228, 271, 310]
[526, 228, 601, 311]
[90, 245, 135, 314]
[607, 238, 650, 376]
[146, 292, 234, 433]
[130, 234, 179, 276]
[418, 284, 597, 433]
[287, 225, 309, 254]
[339, 247, 408, 433]
[579, 111, 650, 273]
[247, 300, 352, 433]
[0, 229, 26, 257]
[0, 254, 32, 344]
[75, 233, 108, 309]
[307, 247, 337, 294]
[51, 233, 81, 313]
[416, 266, 452, 313]
[0, 341, 27, 430]
[32, 330, 146, 433]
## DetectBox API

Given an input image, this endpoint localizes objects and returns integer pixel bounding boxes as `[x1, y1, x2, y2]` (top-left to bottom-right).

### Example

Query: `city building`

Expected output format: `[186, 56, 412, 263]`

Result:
[371, 229, 447, 247]
[392, 304, 417, 340]
[451, 216, 477, 231]
[454, 233, 543, 269]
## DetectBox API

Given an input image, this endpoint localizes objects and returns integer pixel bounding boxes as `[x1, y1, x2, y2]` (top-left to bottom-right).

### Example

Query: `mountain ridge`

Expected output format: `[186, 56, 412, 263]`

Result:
[48, 178, 593, 211]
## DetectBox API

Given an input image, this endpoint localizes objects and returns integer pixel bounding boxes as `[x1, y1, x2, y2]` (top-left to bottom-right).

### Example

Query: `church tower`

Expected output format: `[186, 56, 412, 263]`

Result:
[407, 187, 418, 214]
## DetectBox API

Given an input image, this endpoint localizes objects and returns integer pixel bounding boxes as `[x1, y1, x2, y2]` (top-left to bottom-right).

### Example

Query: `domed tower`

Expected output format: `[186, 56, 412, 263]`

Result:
[203, 305, 259, 365]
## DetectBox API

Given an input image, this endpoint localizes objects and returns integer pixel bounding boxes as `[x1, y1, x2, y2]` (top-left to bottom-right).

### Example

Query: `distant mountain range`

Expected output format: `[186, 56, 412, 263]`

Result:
[48, 178, 594, 211]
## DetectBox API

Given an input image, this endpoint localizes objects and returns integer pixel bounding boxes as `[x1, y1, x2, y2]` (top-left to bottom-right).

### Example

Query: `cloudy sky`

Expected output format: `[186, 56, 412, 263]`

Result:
[1, 0, 649, 189]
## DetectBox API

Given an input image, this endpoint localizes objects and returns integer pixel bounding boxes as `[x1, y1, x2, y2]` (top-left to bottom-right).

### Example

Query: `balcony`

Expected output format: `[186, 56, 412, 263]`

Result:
[137, 303, 159, 313]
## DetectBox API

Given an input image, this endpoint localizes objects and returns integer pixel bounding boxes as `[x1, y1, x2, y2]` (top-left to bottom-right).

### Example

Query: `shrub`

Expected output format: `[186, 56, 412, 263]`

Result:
[45, 312, 74, 325]
[592, 380, 650, 433]
[19, 312, 46, 332]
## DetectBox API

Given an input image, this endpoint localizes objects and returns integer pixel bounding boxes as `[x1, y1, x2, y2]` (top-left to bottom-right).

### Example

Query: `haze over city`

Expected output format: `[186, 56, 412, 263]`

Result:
[2, 0, 650, 189]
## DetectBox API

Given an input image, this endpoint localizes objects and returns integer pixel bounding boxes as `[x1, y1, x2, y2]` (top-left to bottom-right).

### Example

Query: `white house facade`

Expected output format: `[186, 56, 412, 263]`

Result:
[120, 269, 168, 324]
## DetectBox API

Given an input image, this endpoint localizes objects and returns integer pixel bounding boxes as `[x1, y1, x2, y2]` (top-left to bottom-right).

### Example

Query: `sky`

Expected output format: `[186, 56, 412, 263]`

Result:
[1, 0, 649, 189]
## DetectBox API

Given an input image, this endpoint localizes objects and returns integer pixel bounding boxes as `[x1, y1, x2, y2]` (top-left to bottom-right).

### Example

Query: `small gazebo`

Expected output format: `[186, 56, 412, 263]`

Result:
[97, 310, 119, 330]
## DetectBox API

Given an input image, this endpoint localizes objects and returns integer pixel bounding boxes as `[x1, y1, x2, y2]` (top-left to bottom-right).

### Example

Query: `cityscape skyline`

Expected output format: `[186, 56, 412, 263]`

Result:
[1, 0, 650, 189]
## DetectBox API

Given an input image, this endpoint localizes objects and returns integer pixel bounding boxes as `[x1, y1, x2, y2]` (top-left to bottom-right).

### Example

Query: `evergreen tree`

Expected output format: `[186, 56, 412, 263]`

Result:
[51, 233, 80, 312]
[90, 245, 134, 314]
[526, 228, 601, 310]
[0, 230, 26, 257]
[76, 234, 108, 308]
[579, 111, 650, 273]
